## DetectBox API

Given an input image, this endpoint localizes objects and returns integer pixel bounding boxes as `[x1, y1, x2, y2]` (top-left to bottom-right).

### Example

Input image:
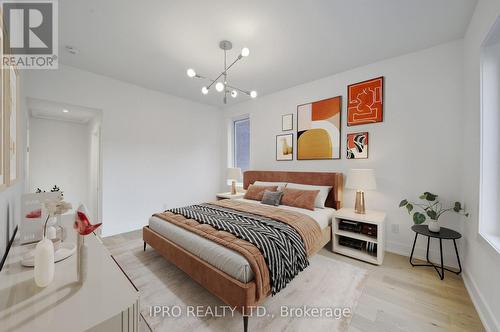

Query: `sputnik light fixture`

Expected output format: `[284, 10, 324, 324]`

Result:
[186, 40, 257, 104]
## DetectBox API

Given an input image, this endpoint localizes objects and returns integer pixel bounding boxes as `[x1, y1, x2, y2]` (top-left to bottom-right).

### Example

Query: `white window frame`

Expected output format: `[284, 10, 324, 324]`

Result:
[227, 114, 250, 185]
[479, 16, 500, 255]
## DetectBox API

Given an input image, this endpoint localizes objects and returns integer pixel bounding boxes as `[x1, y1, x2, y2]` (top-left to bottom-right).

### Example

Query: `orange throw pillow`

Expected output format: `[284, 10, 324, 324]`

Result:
[281, 188, 320, 211]
[244, 185, 278, 201]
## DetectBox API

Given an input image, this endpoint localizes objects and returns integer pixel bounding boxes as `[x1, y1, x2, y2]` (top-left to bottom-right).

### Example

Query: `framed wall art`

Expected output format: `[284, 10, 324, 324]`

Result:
[0, 20, 5, 191]
[297, 96, 341, 160]
[282, 114, 293, 131]
[347, 76, 384, 126]
[346, 132, 368, 159]
[7, 66, 19, 184]
[276, 133, 293, 161]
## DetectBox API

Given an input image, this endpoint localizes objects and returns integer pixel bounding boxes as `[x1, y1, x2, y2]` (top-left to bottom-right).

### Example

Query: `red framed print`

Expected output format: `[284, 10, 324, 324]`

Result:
[346, 132, 368, 159]
[347, 76, 383, 126]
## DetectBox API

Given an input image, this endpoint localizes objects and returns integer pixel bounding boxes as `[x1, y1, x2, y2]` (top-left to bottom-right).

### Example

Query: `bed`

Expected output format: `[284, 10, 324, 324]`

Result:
[142, 170, 343, 331]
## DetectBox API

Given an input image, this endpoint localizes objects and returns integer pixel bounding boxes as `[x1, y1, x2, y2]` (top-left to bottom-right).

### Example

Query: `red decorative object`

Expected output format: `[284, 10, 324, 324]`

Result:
[74, 205, 102, 235]
[347, 77, 384, 126]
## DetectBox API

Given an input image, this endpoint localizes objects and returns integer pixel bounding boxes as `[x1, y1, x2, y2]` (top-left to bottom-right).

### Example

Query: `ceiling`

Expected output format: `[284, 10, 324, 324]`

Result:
[28, 98, 100, 124]
[58, 0, 477, 107]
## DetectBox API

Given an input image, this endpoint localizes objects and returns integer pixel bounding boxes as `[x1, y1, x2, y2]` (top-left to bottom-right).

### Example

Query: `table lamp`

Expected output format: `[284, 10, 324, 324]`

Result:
[227, 167, 242, 195]
[345, 169, 377, 214]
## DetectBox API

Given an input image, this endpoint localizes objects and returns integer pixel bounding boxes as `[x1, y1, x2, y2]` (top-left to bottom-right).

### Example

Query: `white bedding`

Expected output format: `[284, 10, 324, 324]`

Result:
[148, 200, 335, 283]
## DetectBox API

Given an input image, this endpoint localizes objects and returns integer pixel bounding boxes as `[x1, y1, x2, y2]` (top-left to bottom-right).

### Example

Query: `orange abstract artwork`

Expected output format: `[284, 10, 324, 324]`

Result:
[347, 77, 383, 126]
[297, 96, 341, 160]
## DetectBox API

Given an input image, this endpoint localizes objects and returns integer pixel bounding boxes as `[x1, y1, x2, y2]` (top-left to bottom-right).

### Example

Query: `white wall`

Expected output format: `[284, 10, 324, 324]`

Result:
[462, 1, 500, 331]
[223, 41, 465, 265]
[23, 65, 224, 236]
[29, 117, 91, 209]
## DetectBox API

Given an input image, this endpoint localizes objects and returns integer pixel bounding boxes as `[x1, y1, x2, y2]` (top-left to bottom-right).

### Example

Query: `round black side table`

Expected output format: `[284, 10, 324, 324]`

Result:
[409, 225, 462, 280]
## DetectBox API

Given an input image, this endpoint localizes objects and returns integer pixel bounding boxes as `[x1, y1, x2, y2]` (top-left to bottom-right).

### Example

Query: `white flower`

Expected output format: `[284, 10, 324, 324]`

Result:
[44, 197, 72, 217]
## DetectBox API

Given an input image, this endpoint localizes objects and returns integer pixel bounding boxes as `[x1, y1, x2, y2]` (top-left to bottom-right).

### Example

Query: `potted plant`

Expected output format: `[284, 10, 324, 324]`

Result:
[399, 192, 468, 232]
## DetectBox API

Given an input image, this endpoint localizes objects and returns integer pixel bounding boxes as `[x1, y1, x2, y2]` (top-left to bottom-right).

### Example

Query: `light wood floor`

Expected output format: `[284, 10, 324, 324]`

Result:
[103, 230, 484, 332]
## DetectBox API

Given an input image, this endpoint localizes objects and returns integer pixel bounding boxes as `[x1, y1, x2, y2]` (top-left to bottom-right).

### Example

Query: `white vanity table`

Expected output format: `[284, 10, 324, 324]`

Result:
[0, 214, 139, 332]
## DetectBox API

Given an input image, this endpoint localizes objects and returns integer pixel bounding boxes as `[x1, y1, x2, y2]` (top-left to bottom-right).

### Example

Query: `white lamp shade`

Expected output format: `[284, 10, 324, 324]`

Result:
[227, 167, 242, 181]
[345, 169, 377, 191]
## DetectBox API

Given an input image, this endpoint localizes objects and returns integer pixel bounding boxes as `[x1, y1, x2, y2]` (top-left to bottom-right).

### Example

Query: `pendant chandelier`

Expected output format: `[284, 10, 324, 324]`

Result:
[186, 40, 257, 104]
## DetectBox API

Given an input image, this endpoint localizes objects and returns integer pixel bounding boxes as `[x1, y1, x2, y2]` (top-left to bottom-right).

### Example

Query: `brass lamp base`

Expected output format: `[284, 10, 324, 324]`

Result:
[231, 180, 237, 195]
[354, 190, 366, 214]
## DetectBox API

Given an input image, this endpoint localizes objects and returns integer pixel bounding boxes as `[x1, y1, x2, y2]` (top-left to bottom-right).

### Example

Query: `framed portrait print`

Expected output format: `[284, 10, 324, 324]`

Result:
[282, 114, 293, 131]
[297, 96, 341, 160]
[276, 134, 293, 161]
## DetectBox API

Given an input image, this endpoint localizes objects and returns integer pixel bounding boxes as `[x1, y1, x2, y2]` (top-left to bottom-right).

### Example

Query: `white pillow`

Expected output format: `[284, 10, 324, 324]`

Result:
[286, 183, 332, 208]
[253, 181, 288, 191]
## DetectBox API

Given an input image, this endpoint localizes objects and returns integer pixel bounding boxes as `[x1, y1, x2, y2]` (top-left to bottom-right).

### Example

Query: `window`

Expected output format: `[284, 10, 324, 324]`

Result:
[479, 17, 500, 253]
[233, 117, 250, 172]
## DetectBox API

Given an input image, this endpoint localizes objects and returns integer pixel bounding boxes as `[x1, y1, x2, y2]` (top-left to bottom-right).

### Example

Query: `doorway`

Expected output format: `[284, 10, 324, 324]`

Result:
[26, 98, 102, 225]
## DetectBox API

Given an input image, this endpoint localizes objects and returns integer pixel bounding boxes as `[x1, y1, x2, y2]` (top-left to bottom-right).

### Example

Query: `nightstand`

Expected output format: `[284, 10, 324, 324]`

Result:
[216, 192, 245, 200]
[332, 208, 386, 265]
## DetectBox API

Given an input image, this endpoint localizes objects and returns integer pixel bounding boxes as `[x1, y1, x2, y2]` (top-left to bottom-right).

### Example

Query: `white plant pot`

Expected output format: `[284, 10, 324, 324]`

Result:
[34, 236, 55, 287]
[428, 220, 440, 233]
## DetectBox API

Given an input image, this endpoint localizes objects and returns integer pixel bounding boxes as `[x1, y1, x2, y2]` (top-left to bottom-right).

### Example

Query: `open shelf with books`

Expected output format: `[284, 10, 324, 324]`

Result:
[331, 208, 386, 265]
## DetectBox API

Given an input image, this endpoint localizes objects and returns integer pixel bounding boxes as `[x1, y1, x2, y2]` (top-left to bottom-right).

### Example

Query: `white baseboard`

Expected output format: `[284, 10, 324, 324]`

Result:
[462, 271, 500, 332]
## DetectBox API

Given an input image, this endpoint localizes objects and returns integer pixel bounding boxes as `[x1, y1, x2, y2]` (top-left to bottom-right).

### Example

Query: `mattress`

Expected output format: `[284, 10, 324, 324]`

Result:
[148, 199, 335, 283]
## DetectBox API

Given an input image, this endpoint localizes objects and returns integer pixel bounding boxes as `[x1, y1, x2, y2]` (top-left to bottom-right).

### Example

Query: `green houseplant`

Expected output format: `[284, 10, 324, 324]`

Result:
[399, 192, 468, 232]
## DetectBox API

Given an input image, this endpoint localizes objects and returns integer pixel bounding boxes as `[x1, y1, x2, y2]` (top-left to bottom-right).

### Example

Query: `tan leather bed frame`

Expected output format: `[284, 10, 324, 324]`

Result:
[143, 170, 343, 331]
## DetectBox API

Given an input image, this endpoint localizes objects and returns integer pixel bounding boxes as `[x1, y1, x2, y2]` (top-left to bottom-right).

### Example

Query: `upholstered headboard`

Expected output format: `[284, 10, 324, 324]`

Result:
[243, 170, 343, 209]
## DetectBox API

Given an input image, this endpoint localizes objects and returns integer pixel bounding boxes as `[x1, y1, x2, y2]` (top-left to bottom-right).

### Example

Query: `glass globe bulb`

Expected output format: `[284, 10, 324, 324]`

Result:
[231, 90, 238, 98]
[186, 68, 196, 78]
[241, 47, 250, 57]
[215, 82, 225, 92]
[250, 90, 257, 98]
[201, 86, 209, 95]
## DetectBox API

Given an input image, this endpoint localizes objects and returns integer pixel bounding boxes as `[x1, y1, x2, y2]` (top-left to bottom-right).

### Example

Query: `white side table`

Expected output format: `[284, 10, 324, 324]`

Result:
[216, 192, 245, 200]
[332, 208, 386, 265]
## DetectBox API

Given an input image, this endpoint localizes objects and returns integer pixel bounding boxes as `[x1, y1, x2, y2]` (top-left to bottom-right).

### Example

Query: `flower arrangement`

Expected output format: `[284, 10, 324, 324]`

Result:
[34, 185, 72, 237]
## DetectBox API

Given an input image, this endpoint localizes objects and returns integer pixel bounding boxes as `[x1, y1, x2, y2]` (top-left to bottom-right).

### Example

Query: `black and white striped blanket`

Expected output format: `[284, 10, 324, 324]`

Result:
[168, 203, 309, 295]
